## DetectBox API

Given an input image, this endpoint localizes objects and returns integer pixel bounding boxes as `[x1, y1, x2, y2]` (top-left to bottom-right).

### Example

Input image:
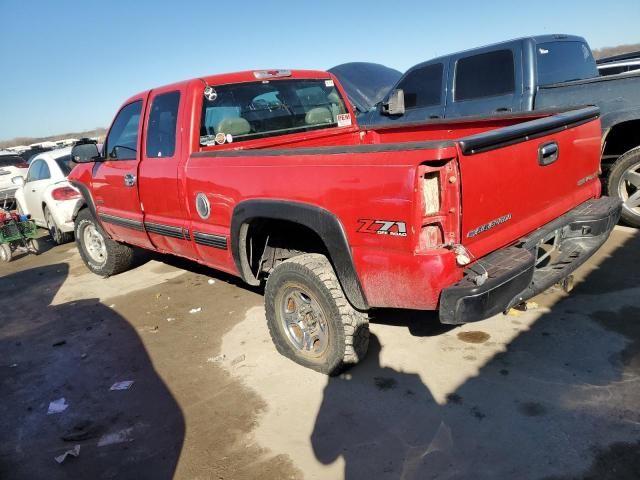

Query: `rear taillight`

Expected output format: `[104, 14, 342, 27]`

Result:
[422, 172, 441, 215]
[51, 186, 81, 201]
[420, 224, 443, 249]
[16, 163, 29, 169]
[416, 161, 460, 251]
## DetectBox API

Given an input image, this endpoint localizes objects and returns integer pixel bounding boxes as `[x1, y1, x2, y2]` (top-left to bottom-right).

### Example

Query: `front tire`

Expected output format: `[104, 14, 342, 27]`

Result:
[45, 206, 72, 245]
[75, 208, 135, 277]
[265, 253, 370, 375]
[607, 146, 640, 227]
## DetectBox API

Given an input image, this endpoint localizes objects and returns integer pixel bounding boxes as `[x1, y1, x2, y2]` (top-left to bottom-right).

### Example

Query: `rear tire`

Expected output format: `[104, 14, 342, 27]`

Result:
[45, 206, 72, 245]
[607, 146, 640, 228]
[0, 243, 12, 263]
[75, 208, 135, 277]
[265, 253, 369, 375]
[28, 238, 41, 255]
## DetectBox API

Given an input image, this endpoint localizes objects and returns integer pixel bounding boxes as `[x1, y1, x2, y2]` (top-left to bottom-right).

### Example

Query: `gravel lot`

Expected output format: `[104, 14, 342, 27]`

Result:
[1, 227, 639, 479]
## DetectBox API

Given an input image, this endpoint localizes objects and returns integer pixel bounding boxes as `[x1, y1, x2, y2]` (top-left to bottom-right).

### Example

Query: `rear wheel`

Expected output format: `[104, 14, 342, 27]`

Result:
[265, 253, 369, 375]
[75, 208, 135, 277]
[28, 238, 41, 255]
[607, 147, 640, 227]
[45, 206, 72, 245]
[0, 243, 12, 263]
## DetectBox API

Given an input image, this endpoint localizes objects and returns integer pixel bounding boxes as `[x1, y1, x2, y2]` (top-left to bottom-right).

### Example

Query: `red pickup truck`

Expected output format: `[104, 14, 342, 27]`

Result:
[69, 69, 620, 374]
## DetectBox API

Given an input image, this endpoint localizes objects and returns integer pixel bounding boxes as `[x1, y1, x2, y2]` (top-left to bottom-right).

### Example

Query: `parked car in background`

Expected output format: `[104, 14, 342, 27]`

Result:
[0, 154, 29, 206]
[358, 34, 640, 227]
[14, 147, 80, 244]
[19, 146, 53, 164]
[596, 51, 640, 76]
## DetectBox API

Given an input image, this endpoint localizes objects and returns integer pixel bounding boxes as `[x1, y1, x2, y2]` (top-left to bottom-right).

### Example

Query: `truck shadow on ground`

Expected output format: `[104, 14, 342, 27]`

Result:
[0, 263, 185, 480]
[311, 233, 640, 480]
[145, 250, 264, 294]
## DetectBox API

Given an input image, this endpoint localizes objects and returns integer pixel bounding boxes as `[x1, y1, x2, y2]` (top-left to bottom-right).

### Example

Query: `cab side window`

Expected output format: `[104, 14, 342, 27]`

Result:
[105, 100, 142, 160]
[397, 63, 444, 109]
[146, 91, 180, 158]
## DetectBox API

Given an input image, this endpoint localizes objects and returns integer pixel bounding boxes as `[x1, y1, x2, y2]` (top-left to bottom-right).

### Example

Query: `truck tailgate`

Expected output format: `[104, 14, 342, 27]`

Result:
[456, 107, 602, 259]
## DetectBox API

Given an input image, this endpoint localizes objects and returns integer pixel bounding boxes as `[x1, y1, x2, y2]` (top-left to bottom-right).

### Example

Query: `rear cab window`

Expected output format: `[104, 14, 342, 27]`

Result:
[199, 79, 349, 146]
[536, 41, 598, 85]
[454, 49, 515, 101]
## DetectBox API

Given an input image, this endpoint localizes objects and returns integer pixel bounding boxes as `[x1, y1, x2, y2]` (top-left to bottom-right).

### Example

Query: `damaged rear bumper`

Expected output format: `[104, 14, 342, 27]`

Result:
[439, 196, 622, 324]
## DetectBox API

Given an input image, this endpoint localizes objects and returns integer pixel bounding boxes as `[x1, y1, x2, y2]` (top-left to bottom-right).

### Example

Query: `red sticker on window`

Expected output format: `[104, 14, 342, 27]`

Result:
[337, 113, 352, 127]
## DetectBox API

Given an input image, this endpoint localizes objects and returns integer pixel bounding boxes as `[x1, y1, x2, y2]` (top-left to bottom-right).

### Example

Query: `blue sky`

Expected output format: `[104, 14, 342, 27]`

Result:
[0, 0, 638, 141]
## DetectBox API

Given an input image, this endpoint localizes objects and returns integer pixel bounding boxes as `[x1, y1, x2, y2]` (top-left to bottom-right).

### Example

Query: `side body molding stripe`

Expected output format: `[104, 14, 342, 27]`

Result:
[231, 199, 368, 310]
[144, 221, 185, 239]
[100, 214, 145, 231]
[193, 232, 228, 249]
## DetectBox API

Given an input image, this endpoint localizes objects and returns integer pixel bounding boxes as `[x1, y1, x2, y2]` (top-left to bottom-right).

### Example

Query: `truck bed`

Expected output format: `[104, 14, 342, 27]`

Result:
[188, 106, 602, 309]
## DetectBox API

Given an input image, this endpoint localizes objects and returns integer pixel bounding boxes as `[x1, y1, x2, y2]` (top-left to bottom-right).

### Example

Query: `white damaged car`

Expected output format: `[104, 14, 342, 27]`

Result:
[14, 147, 80, 245]
[0, 154, 29, 206]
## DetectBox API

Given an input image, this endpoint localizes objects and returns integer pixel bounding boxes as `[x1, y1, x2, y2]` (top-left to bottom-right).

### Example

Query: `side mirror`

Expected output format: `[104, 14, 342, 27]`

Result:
[11, 176, 25, 187]
[382, 89, 405, 116]
[71, 142, 101, 163]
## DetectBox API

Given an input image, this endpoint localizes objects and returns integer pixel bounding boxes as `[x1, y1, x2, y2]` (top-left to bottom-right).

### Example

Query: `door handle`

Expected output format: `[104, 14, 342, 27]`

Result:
[539, 142, 559, 166]
[124, 173, 136, 187]
[495, 107, 512, 113]
[428, 115, 441, 119]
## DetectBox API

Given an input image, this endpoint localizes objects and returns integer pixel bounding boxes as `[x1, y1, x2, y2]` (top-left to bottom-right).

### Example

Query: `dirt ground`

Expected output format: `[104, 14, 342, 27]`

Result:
[1, 227, 639, 479]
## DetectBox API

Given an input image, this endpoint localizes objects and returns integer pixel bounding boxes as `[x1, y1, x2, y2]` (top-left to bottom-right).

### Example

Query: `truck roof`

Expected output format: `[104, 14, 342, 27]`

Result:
[409, 34, 588, 69]
[122, 69, 333, 106]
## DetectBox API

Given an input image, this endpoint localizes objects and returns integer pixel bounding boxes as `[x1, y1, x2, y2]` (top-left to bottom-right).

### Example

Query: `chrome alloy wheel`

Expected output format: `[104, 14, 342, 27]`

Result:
[83, 224, 107, 265]
[618, 160, 640, 216]
[278, 284, 329, 358]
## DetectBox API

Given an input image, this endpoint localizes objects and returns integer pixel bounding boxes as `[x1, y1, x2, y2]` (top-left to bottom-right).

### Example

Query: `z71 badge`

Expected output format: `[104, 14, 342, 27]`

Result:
[357, 219, 407, 237]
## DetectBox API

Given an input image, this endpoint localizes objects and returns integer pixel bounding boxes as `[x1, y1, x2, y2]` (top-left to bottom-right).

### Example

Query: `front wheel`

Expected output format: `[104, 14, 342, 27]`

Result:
[265, 253, 370, 375]
[607, 146, 640, 227]
[75, 208, 135, 277]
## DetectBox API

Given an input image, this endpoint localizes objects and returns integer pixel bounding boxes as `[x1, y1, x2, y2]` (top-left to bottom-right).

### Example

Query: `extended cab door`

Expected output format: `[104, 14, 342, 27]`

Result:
[137, 86, 195, 258]
[445, 41, 524, 118]
[91, 95, 154, 249]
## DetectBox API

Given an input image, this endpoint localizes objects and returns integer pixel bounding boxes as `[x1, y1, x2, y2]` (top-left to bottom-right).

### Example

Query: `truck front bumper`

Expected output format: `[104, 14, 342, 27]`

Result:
[439, 196, 622, 324]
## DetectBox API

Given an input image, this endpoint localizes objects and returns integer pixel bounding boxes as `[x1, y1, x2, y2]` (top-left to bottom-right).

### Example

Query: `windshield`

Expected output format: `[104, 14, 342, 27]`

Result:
[536, 41, 598, 85]
[200, 79, 348, 146]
